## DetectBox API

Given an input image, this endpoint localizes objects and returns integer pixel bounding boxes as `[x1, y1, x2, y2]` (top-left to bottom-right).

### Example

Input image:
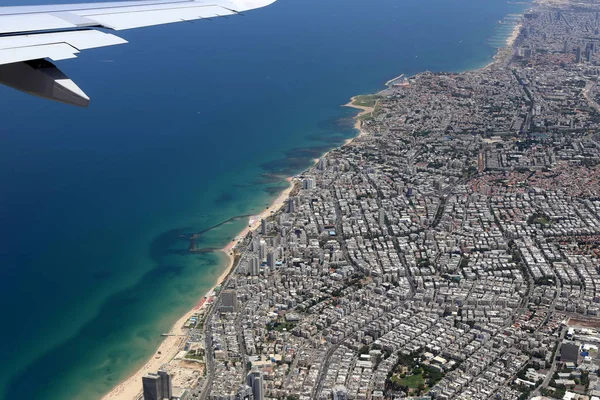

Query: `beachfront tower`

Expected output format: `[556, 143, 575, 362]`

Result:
[260, 219, 267, 235]
[317, 158, 327, 170]
[142, 370, 172, 400]
[287, 197, 295, 213]
[158, 370, 171, 399]
[142, 374, 160, 400]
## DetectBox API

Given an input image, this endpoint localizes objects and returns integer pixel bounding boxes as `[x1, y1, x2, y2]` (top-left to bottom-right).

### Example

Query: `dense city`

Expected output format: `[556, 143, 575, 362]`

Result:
[140, 0, 600, 399]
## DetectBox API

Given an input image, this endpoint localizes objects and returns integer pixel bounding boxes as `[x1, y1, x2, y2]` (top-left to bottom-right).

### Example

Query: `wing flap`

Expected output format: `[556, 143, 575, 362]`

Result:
[0, 42, 78, 64]
[76, 5, 233, 30]
[0, 13, 76, 35]
[0, 30, 128, 65]
[0, 30, 128, 52]
[0, 0, 216, 15]
[76, 1, 224, 15]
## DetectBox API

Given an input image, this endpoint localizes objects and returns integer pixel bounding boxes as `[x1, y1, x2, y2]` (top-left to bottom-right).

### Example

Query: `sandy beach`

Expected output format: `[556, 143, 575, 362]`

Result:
[344, 96, 375, 129]
[343, 96, 375, 144]
[101, 177, 295, 400]
[506, 21, 522, 47]
[101, 309, 193, 400]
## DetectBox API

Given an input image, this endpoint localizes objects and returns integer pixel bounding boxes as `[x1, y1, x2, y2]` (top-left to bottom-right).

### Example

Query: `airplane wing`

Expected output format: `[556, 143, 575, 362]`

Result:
[0, 0, 275, 107]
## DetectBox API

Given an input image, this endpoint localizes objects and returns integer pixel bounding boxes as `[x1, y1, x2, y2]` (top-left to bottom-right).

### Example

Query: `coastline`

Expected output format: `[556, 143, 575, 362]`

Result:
[344, 97, 375, 128]
[343, 96, 375, 144]
[101, 307, 196, 400]
[308, 97, 374, 170]
[100, 11, 523, 400]
[101, 178, 295, 400]
[222, 177, 295, 256]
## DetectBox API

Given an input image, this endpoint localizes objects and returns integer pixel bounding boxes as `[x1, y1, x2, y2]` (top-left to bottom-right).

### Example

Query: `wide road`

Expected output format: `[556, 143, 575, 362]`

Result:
[532, 325, 565, 397]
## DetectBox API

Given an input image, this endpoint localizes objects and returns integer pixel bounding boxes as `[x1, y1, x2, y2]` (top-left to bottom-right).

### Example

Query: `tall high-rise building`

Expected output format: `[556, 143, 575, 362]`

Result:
[287, 197, 295, 213]
[317, 158, 327, 170]
[246, 371, 264, 400]
[220, 289, 237, 313]
[576, 46, 582, 63]
[142, 374, 160, 400]
[260, 219, 267, 235]
[378, 209, 385, 226]
[266, 251, 275, 268]
[303, 178, 316, 190]
[249, 256, 259, 276]
[259, 240, 267, 260]
[158, 370, 171, 399]
[142, 370, 172, 400]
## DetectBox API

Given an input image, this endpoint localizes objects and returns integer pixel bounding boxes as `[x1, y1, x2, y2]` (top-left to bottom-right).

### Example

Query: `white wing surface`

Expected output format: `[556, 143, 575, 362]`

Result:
[0, 0, 275, 106]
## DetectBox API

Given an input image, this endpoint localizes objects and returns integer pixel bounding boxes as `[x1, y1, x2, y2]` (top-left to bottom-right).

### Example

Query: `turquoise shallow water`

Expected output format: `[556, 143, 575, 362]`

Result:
[0, 0, 528, 398]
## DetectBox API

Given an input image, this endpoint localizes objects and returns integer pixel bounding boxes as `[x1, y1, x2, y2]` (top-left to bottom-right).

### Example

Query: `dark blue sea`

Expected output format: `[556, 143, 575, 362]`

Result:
[0, 0, 527, 398]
